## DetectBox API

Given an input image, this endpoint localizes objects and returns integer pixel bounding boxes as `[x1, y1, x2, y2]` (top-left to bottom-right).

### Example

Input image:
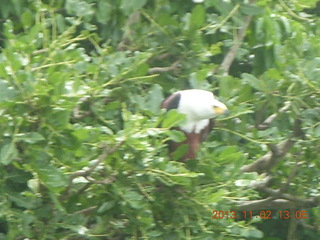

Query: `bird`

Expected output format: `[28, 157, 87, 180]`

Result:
[161, 89, 228, 161]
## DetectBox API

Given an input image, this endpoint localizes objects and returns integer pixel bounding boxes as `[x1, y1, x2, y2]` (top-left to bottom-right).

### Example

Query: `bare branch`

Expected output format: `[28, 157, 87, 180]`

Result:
[148, 61, 180, 74]
[61, 141, 123, 201]
[71, 206, 98, 216]
[255, 186, 316, 207]
[298, 219, 320, 231]
[117, 12, 141, 51]
[70, 141, 124, 180]
[241, 119, 304, 174]
[218, 15, 252, 75]
[288, 211, 299, 240]
[85, 175, 116, 185]
[236, 196, 319, 211]
[153, 53, 171, 60]
[256, 101, 291, 130]
[241, 138, 295, 173]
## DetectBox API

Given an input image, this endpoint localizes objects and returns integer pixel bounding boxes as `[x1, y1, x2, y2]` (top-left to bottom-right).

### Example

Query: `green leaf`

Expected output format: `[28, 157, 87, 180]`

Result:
[190, 5, 205, 30]
[124, 190, 144, 209]
[97, 201, 116, 214]
[0, 80, 17, 102]
[240, 4, 264, 16]
[27, 179, 40, 193]
[56, 14, 66, 33]
[162, 163, 204, 186]
[161, 110, 186, 128]
[0, 142, 18, 165]
[6, 191, 36, 209]
[210, 42, 223, 55]
[31, 152, 68, 191]
[55, 131, 80, 150]
[206, 189, 226, 203]
[46, 108, 71, 129]
[172, 144, 188, 161]
[216, 146, 243, 163]
[15, 132, 45, 144]
[241, 227, 264, 238]
[65, 0, 94, 17]
[97, 1, 112, 24]
[241, 73, 262, 90]
[164, 130, 186, 142]
[120, 0, 147, 15]
[20, 10, 34, 28]
[37, 165, 68, 190]
[146, 84, 164, 113]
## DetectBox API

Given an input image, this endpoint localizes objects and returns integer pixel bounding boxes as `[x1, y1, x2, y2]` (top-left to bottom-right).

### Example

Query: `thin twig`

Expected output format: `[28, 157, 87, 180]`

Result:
[71, 206, 98, 215]
[70, 141, 124, 179]
[61, 142, 124, 201]
[278, 0, 313, 22]
[200, 4, 240, 32]
[280, 160, 302, 192]
[85, 175, 116, 185]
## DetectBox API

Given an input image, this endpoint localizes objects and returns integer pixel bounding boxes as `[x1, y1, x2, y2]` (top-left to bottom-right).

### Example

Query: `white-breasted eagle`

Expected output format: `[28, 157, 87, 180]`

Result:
[161, 89, 228, 161]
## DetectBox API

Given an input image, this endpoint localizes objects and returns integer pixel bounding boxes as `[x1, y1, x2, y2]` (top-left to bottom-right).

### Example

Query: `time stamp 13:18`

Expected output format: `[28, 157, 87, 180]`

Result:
[212, 210, 308, 220]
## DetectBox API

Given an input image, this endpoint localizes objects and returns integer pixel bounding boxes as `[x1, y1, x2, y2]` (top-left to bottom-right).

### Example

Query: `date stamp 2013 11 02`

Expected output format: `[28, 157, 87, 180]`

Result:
[212, 210, 308, 220]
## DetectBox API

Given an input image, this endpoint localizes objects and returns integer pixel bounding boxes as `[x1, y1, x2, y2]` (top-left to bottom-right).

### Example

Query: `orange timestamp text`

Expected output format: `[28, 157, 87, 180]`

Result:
[212, 210, 308, 220]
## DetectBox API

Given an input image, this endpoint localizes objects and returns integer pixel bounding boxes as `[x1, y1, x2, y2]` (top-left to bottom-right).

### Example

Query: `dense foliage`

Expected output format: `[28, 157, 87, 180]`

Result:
[0, 0, 319, 239]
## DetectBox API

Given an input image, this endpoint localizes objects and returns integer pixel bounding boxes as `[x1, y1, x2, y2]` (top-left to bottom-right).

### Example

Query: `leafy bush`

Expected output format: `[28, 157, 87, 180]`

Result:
[0, 0, 319, 239]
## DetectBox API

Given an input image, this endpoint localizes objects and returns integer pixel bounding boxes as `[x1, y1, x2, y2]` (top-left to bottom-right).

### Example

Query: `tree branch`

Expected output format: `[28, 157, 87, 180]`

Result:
[148, 61, 180, 74]
[241, 139, 295, 173]
[256, 101, 291, 130]
[117, 12, 141, 51]
[70, 141, 124, 180]
[85, 175, 116, 185]
[71, 206, 98, 216]
[61, 141, 123, 201]
[241, 119, 303, 174]
[218, 15, 252, 75]
[255, 186, 317, 207]
[298, 218, 320, 231]
[236, 196, 319, 211]
[288, 210, 299, 240]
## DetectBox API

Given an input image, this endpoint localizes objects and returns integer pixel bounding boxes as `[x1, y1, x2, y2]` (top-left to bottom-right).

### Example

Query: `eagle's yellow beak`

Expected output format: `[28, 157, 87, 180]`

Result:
[213, 106, 229, 115]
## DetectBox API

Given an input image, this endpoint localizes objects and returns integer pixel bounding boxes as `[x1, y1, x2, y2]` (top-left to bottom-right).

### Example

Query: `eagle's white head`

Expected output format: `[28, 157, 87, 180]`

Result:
[161, 89, 228, 134]
[177, 89, 228, 121]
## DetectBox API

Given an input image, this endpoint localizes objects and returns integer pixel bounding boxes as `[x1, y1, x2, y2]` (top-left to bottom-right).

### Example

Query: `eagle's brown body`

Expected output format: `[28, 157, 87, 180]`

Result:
[165, 122, 213, 161]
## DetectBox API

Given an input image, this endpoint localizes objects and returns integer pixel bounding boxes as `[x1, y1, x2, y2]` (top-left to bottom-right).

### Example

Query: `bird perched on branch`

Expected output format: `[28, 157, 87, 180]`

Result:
[161, 89, 228, 161]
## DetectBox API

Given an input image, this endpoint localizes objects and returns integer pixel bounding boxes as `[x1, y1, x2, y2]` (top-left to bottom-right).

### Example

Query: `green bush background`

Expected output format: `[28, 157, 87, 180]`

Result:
[0, 0, 319, 239]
